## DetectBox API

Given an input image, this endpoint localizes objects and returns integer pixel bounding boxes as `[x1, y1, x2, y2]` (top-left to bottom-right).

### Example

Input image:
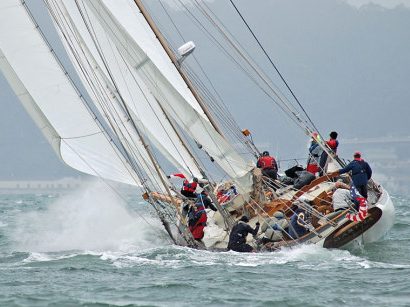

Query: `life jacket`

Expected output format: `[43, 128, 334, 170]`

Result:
[306, 164, 319, 175]
[182, 180, 197, 193]
[258, 156, 276, 170]
[327, 139, 339, 152]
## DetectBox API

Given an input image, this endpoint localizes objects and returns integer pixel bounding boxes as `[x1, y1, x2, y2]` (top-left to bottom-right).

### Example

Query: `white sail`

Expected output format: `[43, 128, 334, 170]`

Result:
[43, 0, 169, 193]
[0, 0, 141, 187]
[85, 0, 254, 191]
[54, 0, 203, 180]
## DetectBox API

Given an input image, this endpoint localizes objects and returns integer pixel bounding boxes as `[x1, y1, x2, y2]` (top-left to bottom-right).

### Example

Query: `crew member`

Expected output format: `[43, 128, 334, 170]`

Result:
[257, 151, 278, 180]
[289, 205, 312, 239]
[188, 202, 207, 240]
[306, 132, 323, 175]
[228, 216, 260, 252]
[319, 131, 339, 176]
[196, 190, 217, 211]
[336, 152, 372, 198]
[331, 184, 368, 221]
[168, 173, 198, 198]
[331, 181, 351, 212]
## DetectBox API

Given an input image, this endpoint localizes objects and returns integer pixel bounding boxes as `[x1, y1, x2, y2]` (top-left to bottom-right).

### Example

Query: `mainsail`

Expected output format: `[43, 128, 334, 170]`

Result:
[0, 0, 141, 187]
[49, 0, 204, 180]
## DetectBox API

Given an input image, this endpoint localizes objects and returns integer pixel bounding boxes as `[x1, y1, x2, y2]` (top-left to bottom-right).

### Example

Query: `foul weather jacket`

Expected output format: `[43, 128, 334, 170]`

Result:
[188, 207, 207, 240]
[228, 221, 259, 249]
[339, 159, 372, 187]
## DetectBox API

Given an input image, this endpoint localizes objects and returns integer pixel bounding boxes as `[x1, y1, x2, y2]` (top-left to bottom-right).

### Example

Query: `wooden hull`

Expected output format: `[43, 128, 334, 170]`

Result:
[170, 183, 395, 252]
[292, 186, 395, 249]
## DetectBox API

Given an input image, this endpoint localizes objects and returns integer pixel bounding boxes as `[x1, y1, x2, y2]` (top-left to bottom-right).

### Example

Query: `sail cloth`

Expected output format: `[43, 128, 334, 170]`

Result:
[85, 0, 254, 192]
[0, 0, 141, 187]
[44, 0, 170, 193]
[54, 0, 203, 180]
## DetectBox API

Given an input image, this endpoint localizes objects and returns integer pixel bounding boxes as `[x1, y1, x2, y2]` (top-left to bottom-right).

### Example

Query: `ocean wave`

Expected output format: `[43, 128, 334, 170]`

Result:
[22, 252, 79, 263]
[92, 243, 410, 273]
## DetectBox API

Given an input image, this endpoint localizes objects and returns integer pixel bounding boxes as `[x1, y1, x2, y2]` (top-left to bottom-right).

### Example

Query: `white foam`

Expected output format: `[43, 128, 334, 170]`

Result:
[12, 181, 167, 253]
[22, 252, 78, 263]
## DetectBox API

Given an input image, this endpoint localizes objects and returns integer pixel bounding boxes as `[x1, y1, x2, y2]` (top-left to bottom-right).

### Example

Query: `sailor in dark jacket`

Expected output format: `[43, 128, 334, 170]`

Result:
[289, 206, 311, 239]
[196, 190, 217, 211]
[228, 216, 260, 252]
[337, 152, 372, 198]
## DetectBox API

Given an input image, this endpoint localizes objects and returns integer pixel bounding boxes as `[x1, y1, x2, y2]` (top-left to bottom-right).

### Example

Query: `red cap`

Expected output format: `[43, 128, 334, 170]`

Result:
[354, 151, 361, 158]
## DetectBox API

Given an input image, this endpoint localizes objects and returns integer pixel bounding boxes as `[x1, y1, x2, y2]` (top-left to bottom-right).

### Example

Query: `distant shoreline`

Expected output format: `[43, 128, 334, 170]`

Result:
[0, 177, 136, 194]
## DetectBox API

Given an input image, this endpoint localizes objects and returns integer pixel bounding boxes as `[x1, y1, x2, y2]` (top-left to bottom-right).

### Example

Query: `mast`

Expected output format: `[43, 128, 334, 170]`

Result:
[133, 0, 223, 136]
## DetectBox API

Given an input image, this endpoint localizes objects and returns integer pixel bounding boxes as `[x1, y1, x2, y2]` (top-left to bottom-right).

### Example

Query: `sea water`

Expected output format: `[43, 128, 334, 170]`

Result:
[0, 183, 409, 306]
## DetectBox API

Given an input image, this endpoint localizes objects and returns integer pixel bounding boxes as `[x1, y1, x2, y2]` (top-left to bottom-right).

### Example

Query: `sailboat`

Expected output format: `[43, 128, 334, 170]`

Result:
[0, 0, 394, 251]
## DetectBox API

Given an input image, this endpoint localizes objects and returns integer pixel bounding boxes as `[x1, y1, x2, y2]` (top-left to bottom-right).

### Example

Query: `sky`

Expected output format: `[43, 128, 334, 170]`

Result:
[0, 0, 409, 193]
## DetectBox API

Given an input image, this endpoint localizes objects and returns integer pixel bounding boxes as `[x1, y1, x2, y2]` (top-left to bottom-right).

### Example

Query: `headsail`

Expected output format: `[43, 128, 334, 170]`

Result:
[85, 0, 254, 191]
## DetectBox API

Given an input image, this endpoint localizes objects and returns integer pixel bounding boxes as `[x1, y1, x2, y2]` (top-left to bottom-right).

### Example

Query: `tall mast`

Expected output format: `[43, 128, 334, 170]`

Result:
[133, 0, 223, 136]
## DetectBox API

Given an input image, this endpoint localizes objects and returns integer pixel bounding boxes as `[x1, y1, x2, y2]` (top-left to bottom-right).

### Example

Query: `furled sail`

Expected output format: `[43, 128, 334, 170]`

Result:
[0, 0, 141, 187]
[52, 0, 204, 180]
[85, 0, 254, 191]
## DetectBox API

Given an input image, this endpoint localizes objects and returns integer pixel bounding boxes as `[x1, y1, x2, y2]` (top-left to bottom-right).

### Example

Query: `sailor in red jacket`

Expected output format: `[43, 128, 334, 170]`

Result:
[188, 202, 207, 240]
[168, 173, 198, 198]
[257, 151, 278, 180]
[326, 131, 339, 153]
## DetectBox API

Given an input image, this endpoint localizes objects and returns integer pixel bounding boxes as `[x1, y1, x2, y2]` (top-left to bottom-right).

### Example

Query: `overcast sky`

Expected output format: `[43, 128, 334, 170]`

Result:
[1, 0, 409, 192]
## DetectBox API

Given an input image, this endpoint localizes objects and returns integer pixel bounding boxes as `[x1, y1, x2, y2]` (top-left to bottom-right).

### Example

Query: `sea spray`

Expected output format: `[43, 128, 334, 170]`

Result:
[11, 181, 169, 253]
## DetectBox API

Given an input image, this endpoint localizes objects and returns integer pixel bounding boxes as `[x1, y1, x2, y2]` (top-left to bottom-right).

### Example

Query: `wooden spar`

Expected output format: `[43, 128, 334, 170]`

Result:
[132, 0, 224, 136]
